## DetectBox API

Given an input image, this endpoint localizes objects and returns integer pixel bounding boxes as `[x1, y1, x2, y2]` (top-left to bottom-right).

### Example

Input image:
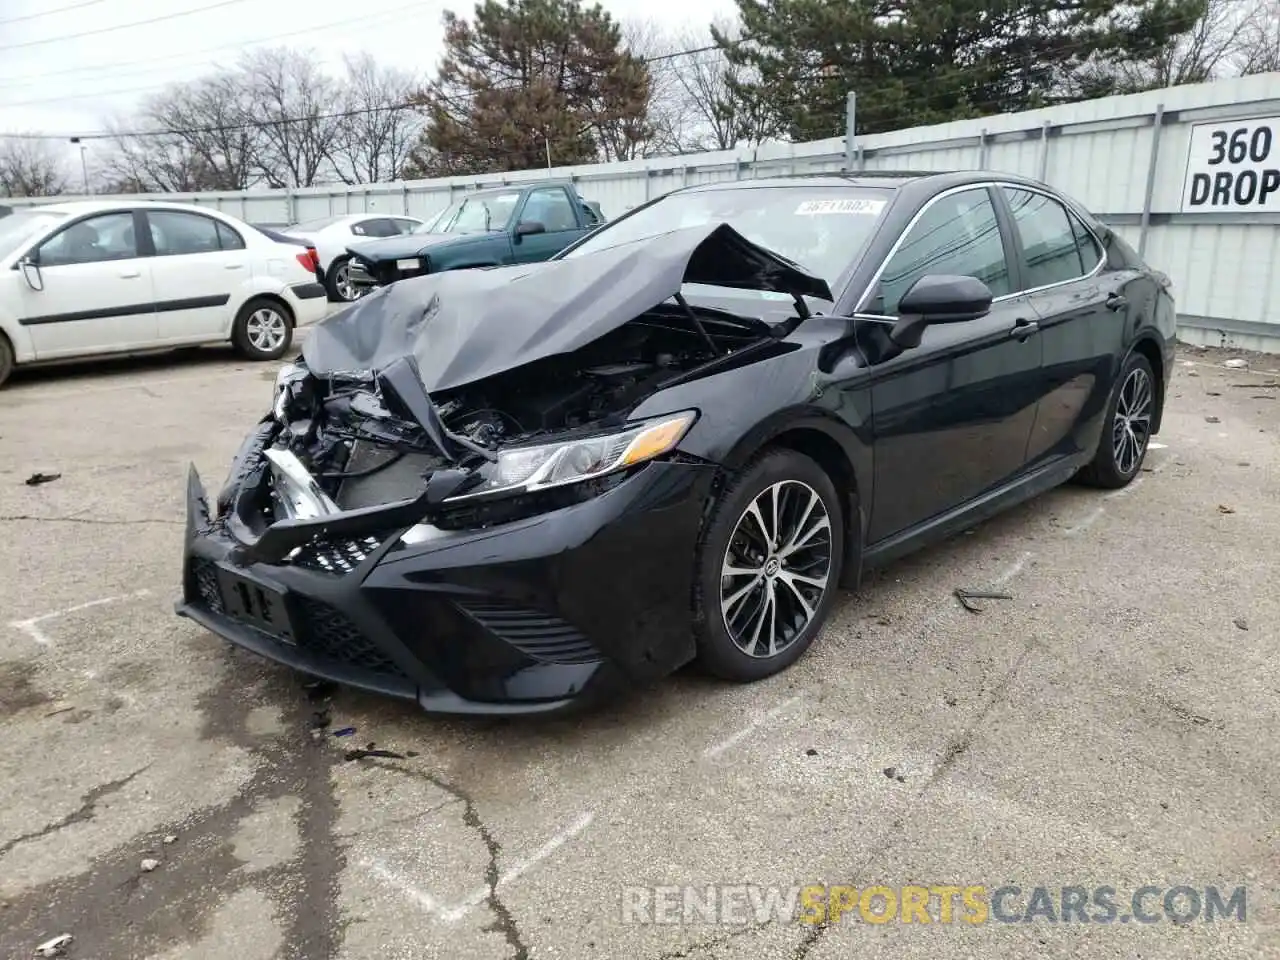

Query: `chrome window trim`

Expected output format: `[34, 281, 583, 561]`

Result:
[855, 180, 1107, 314]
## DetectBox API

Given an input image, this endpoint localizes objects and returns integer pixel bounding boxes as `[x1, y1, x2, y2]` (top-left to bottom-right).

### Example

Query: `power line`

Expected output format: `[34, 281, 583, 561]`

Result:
[0, 0, 113, 26]
[0, 0, 251, 52]
[0, 0, 431, 86]
[1, 10, 1217, 141]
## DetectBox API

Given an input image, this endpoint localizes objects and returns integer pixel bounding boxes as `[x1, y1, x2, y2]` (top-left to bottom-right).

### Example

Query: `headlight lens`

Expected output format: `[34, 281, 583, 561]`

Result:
[273, 362, 307, 423]
[446, 410, 697, 503]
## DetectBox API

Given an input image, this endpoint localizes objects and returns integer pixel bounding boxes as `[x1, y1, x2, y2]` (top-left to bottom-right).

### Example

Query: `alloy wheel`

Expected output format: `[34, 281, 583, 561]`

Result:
[719, 480, 833, 658]
[335, 261, 359, 301]
[1112, 366, 1153, 475]
[246, 308, 287, 353]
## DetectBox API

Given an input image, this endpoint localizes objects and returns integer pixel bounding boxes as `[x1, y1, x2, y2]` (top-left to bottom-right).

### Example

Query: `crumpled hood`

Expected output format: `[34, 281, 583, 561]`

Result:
[347, 231, 493, 262]
[303, 222, 833, 393]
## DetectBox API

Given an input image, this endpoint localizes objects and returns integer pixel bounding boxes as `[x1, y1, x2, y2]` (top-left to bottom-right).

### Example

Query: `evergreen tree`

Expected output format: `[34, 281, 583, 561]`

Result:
[409, 0, 651, 175]
[715, 0, 1208, 141]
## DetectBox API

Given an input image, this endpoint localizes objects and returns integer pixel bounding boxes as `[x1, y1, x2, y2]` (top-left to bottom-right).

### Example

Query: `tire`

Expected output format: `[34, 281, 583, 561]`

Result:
[0, 334, 12, 388]
[1077, 351, 1157, 489]
[325, 255, 360, 302]
[231, 297, 293, 362]
[693, 449, 845, 682]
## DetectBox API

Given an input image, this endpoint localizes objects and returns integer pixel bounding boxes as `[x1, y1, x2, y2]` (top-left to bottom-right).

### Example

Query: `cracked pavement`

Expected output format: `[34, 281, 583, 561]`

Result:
[0, 337, 1277, 959]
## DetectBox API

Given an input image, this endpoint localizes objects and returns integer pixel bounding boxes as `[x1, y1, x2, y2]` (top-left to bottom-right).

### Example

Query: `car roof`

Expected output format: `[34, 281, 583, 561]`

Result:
[20, 199, 233, 217]
[676, 170, 1052, 195]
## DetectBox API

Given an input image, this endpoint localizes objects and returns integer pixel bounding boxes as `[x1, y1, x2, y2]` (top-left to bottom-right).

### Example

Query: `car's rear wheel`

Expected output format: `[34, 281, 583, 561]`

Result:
[325, 255, 360, 302]
[0, 334, 13, 388]
[693, 449, 845, 682]
[232, 298, 293, 361]
[1077, 351, 1156, 488]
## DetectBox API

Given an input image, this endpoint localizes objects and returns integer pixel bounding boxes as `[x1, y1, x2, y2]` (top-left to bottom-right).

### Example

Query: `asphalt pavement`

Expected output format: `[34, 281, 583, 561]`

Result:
[0, 334, 1277, 959]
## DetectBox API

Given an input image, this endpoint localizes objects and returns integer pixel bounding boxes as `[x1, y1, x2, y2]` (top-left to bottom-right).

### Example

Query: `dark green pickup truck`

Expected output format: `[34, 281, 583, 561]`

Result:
[346, 181, 605, 292]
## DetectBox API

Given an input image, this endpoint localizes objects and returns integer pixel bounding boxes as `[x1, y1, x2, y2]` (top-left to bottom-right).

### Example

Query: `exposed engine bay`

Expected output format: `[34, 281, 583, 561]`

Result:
[264, 306, 778, 516]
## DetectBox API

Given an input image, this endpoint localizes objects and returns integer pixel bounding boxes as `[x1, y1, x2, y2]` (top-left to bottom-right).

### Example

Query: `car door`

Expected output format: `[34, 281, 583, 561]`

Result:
[996, 185, 1132, 465]
[143, 210, 249, 343]
[854, 186, 1045, 544]
[18, 210, 158, 360]
[511, 187, 585, 263]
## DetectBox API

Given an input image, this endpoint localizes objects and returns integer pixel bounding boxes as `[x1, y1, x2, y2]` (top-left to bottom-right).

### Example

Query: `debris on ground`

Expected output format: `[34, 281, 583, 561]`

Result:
[1252, 395, 1275, 401]
[954, 587, 1013, 613]
[331, 726, 356, 738]
[24, 472, 61, 486]
[1233, 381, 1279, 389]
[883, 767, 906, 783]
[310, 708, 331, 731]
[343, 746, 407, 762]
[140, 858, 160, 872]
[33, 934, 73, 957]
[1218, 504, 1236, 514]
[1223, 358, 1249, 369]
[805, 748, 818, 757]
[163, 835, 178, 844]
[1206, 391, 1221, 396]
[1234, 618, 1249, 631]
[1204, 416, 1220, 423]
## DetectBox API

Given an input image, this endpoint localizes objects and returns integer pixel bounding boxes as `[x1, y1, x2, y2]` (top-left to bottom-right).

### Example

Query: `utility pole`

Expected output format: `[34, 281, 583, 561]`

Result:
[844, 92, 857, 172]
[69, 137, 89, 194]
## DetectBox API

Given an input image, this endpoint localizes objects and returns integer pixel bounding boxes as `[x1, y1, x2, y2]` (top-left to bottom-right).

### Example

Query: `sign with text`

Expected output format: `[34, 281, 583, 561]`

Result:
[1181, 116, 1280, 212]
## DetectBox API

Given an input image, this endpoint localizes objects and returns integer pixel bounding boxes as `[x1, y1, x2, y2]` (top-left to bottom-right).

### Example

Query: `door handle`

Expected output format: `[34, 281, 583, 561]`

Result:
[118, 269, 141, 279]
[1106, 293, 1128, 311]
[1012, 317, 1039, 340]
[224, 263, 245, 270]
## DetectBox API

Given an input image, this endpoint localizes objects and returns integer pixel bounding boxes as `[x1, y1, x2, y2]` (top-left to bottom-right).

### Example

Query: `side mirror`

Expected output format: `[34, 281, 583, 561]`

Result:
[514, 220, 546, 240]
[19, 257, 44, 292]
[889, 274, 993, 349]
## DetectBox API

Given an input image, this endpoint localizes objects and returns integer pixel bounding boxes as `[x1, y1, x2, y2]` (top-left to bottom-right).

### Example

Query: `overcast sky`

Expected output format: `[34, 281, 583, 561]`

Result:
[0, 0, 736, 167]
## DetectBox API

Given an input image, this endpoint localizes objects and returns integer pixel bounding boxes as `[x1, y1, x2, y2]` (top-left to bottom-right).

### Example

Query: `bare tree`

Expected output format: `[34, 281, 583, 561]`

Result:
[101, 72, 261, 192]
[0, 136, 68, 197]
[1235, 0, 1280, 72]
[239, 47, 345, 188]
[329, 54, 423, 184]
[619, 19, 700, 156]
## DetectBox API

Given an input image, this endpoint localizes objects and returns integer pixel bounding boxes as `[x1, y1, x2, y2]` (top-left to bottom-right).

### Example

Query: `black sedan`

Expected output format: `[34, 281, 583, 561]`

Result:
[177, 171, 1175, 715]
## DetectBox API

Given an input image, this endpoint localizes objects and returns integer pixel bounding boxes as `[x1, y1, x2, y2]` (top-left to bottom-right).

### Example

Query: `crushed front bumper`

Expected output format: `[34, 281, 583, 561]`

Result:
[176, 457, 718, 716]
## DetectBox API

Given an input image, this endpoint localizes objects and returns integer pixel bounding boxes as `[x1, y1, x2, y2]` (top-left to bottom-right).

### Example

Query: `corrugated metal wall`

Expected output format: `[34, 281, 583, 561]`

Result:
[10, 73, 1280, 350]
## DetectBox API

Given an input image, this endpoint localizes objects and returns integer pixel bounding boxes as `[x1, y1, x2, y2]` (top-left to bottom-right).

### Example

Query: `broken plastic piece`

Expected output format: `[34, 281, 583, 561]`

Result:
[332, 726, 356, 737]
[24, 472, 61, 486]
[34, 934, 73, 957]
[140, 858, 160, 872]
[953, 587, 1013, 613]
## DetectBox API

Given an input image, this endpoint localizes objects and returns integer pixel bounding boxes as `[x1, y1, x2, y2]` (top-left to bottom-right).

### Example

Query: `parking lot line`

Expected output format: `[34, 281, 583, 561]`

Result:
[7, 589, 152, 647]
[361, 810, 596, 924]
[702, 694, 806, 760]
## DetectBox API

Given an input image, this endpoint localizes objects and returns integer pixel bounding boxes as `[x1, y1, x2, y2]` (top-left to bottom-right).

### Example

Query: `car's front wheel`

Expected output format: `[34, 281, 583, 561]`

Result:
[0, 334, 13, 388]
[232, 298, 293, 361]
[694, 449, 845, 682]
[325, 255, 361, 302]
[1077, 350, 1157, 488]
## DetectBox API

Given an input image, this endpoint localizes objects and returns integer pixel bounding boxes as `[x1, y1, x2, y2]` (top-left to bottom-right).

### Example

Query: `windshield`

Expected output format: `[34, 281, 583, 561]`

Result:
[0, 209, 68, 259]
[417, 191, 522, 235]
[559, 186, 892, 298]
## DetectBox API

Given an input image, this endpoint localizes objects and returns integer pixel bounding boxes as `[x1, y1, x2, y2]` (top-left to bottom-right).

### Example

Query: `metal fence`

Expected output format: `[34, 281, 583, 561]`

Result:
[10, 72, 1280, 351]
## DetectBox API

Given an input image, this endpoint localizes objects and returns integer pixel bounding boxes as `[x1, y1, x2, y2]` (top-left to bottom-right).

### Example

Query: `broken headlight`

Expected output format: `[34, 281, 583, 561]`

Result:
[273, 361, 307, 423]
[446, 411, 697, 503]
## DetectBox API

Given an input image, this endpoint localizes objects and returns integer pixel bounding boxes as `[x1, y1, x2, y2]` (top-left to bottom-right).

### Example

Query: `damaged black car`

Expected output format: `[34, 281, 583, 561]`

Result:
[178, 172, 1176, 715]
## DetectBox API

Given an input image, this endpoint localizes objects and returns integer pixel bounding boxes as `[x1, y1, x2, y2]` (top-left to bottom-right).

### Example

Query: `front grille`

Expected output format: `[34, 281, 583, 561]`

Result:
[191, 558, 224, 614]
[293, 597, 408, 678]
[290, 534, 383, 574]
[455, 600, 600, 664]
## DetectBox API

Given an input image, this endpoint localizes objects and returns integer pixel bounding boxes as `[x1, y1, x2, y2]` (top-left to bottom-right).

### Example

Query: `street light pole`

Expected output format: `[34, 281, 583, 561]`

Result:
[69, 137, 89, 194]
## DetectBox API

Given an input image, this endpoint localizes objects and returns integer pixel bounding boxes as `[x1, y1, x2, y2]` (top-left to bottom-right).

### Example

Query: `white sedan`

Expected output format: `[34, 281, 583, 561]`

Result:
[280, 213, 424, 302]
[0, 201, 329, 388]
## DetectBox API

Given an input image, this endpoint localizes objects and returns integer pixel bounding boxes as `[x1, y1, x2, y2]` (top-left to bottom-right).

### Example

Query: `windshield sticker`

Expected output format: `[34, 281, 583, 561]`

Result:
[795, 198, 887, 216]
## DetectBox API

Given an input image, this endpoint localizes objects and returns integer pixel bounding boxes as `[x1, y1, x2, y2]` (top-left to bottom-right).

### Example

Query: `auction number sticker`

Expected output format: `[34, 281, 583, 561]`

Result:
[1181, 116, 1280, 212]
[795, 198, 887, 216]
